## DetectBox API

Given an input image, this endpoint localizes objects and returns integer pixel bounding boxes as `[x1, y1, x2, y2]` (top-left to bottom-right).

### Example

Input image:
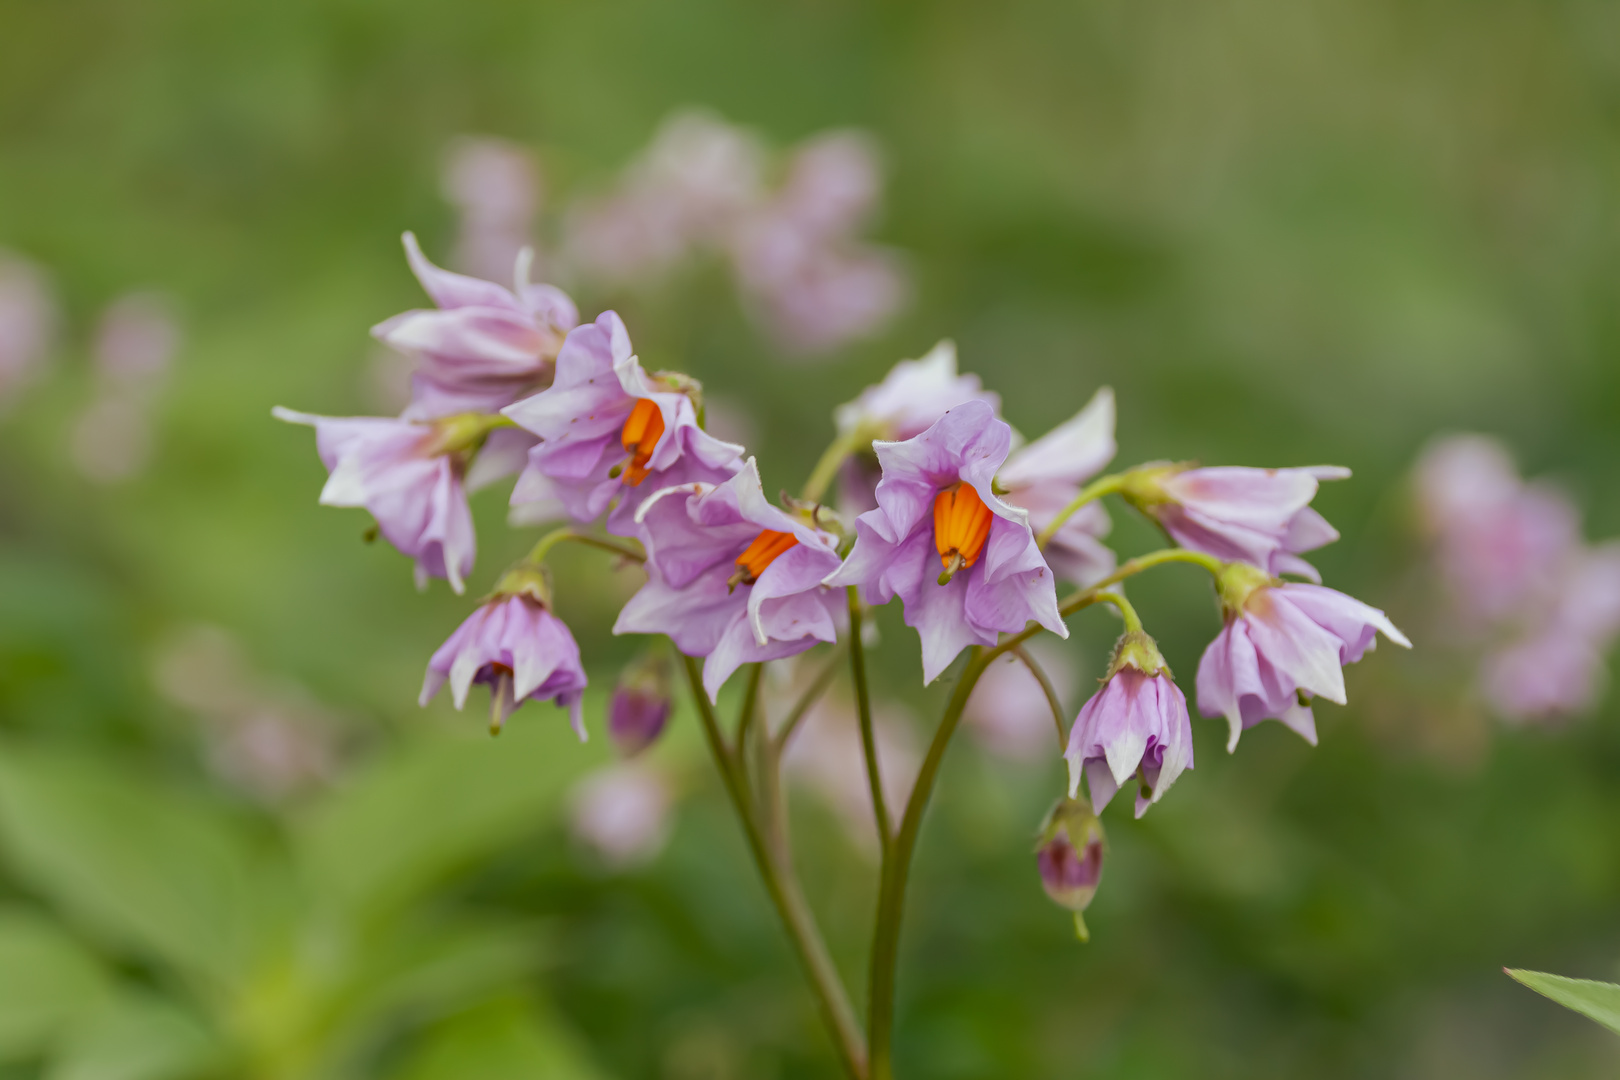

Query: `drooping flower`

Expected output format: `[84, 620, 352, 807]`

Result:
[825, 399, 1067, 684]
[998, 387, 1118, 586]
[607, 650, 675, 757]
[419, 570, 588, 737]
[1196, 563, 1410, 751]
[614, 459, 845, 701]
[1128, 464, 1350, 582]
[504, 310, 745, 533]
[1064, 630, 1193, 818]
[1035, 798, 1106, 940]
[373, 232, 577, 418]
[273, 408, 480, 592]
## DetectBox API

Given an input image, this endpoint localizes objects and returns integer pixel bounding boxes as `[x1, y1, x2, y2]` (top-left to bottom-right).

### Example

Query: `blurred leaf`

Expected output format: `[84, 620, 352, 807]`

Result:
[45, 993, 222, 1080]
[0, 746, 274, 989]
[0, 908, 110, 1060]
[389, 996, 607, 1080]
[1506, 969, 1620, 1036]
[297, 716, 607, 919]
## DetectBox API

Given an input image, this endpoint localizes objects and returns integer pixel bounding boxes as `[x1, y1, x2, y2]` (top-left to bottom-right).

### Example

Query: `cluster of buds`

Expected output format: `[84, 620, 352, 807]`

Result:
[279, 231, 1408, 951]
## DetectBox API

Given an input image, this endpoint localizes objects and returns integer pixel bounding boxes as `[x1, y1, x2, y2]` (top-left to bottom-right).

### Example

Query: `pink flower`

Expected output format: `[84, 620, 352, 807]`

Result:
[503, 311, 745, 533]
[825, 400, 1067, 684]
[372, 233, 577, 418]
[420, 590, 588, 737]
[1196, 567, 1410, 751]
[614, 460, 845, 701]
[442, 136, 541, 285]
[1064, 632, 1192, 818]
[273, 409, 476, 593]
[1136, 465, 1350, 582]
[0, 253, 55, 407]
[1036, 799, 1105, 921]
[998, 387, 1118, 586]
[568, 762, 673, 868]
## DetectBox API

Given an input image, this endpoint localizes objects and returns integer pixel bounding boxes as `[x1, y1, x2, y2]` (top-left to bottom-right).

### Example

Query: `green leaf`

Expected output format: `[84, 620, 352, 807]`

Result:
[0, 908, 110, 1060]
[44, 993, 223, 1080]
[1505, 969, 1620, 1035]
[296, 713, 609, 919]
[388, 996, 608, 1080]
[0, 747, 274, 989]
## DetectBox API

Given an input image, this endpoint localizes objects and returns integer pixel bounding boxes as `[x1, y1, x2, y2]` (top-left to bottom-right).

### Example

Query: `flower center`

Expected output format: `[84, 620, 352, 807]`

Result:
[933, 483, 994, 584]
[618, 398, 665, 486]
[727, 529, 799, 592]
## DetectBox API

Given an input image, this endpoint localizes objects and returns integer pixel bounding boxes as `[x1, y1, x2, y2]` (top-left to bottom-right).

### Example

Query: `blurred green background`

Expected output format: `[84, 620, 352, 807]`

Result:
[4, 0, 1620, 1076]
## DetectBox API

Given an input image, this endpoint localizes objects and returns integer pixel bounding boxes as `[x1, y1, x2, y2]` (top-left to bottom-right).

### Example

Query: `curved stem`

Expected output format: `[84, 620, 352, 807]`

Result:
[682, 656, 868, 1078]
[802, 431, 864, 505]
[1091, 589, 1144, 633]
[524, 527, 646, 566]
[1034, 472, 1129, 549]
[1079, 547, 1222, 596]
[847, 589, 892, 855]
[1008, 645, 1067, 752]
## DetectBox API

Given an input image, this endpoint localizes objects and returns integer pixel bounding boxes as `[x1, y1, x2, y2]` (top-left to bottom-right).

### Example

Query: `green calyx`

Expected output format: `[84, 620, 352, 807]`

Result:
[1214, 560, 1277, 617]
[1107, 629, 1170, 679]
[488, 563, 551, 607]
[426, 411, 516, 458]
[1117, 462, 1188, 511]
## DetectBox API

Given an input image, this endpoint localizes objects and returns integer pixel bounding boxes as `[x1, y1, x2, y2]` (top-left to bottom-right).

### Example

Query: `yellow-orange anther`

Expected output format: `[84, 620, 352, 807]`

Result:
[933, 483, 994, 572]
[619, 398, 665, 486]
[729, 529, 799, 591]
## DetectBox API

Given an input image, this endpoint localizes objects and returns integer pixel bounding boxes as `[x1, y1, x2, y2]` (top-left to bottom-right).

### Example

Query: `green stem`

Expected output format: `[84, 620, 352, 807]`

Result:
[682, 656, 868, 1079]
[774, 644, 848, 751]
[1079, 547, 1222, 596]
[524, 527, 646, 566]
[847, 588, 892, 856]
[1034, 472, 1129, 549]
[1009, 644, 1067, 752]
[802, 431, 865, 505]
[1091, 590, 1144, 633]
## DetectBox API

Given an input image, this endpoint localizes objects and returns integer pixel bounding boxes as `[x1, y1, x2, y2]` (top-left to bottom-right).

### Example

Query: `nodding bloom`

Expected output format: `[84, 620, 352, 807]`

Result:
[825, 399, 1067, 684]
[614, 459, 845, 702]
[1064, 630, 1193, 818]
[372, 232, 578, 418]
[1036, 798, 1106, 935]
[273, 408, 483, 593]
[420, 569, 588, 738]
[998, 387, 1118, 587]
[1128, 465, 1350, 582]
[608, 651, 676, 757]
[504, 311, 745, 533]
[1196, 563, 1410, 751]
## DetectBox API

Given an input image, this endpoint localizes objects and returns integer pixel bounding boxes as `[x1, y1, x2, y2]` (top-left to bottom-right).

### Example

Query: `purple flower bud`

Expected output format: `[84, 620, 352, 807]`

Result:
[1065, 631, 1193, 819]
[1035, 798, 1106, 941]
[608, 682, 673, 758]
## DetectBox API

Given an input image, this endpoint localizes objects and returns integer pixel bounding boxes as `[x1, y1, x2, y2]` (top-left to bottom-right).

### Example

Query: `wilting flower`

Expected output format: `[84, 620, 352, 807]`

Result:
[1065, 630, 1192, 818]
[0, 252, 56, 408]
[1196, 563, 1410, 751]
[607, 650, 675, 757]
[373, 232, 577, 418]
[826, 400, 1067, 684]
[442, 136, 541, 285]
[569, 761, 674, 868]
[1035, 798, 1106, 940]
[504, 310, 745, 532]
[615, 460, 845, 701]
[998, 387, 1118, 586]
[420, 571, 588, 737]
[1129, 464, 1349, 582]
[273, 409, 479, 592]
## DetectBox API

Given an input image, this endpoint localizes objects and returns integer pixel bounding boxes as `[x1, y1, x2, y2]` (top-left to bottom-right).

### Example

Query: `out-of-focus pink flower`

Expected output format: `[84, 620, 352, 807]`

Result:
[373, 233, 577, 419]
[615, 460, 845, 701]
[608, 685, 673, 757]
[782, 690, 917, 853]
[1065, 631, 1193, 818]
[1413, 435, 1582, 627]
[564, 110, 764, 283]
[70, 293, 182, 484]
[273, 409, 477, 592]
[442, 136, 541, 284]
[826, 400, 1067, 683]
[1133, 465, 1349, 582]
[1196, 565, 1409, 751]
[421, 588, 588, 736]
[0, 253, 56, 407]
[963, 638, 1076, 761]
[504, 311, 745, 532]
[999, 388, 1118, 587]
[569, 761, 673, 868]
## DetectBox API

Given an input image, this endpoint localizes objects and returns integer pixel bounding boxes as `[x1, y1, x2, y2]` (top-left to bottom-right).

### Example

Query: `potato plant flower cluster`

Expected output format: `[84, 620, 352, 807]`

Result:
[278, 235, 1408, 1079]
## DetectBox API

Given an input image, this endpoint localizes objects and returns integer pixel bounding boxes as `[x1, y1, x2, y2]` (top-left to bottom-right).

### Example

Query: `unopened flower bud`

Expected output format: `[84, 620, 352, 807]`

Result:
[608, 651, 674, 757]
[1036, 797, 1106, 941]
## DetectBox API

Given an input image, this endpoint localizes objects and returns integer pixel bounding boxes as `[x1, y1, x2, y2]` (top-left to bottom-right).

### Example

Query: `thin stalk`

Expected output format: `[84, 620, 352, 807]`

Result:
[1008, 645, 1067, 752]
[1090, 589, 1144, 633]
[525, 527, 646, 566]
[1034, 472, 1129, 549]
[682, 657, 868, 1079]
[802, 431, 864, 505]
[775, 644, 848, 751]
[735, 662, 764, 758]
[847, 588, 892, 855]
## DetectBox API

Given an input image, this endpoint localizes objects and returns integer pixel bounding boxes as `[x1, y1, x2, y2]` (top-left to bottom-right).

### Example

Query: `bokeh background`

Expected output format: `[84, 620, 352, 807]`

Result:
[4, 0, 1620, 1077]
